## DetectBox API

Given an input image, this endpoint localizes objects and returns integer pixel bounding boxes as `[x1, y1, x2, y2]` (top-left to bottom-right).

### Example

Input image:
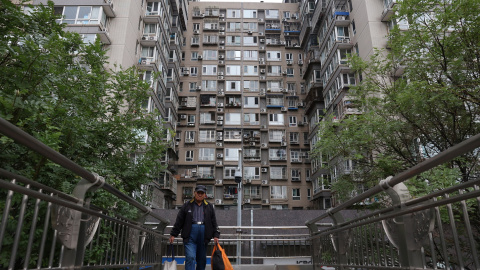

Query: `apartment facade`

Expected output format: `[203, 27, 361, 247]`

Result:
[301, 0, 391, 208]
[176, 1, 313, 210]
[29, 0, 188, 209]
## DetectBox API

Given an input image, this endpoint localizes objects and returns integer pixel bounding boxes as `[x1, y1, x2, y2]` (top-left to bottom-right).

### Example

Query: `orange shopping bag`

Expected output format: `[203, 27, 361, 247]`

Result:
[211, 243, 233, 270]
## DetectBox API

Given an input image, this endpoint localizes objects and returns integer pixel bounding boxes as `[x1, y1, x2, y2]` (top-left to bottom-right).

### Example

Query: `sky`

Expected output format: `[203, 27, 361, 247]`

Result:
[198, 0, 283, 2]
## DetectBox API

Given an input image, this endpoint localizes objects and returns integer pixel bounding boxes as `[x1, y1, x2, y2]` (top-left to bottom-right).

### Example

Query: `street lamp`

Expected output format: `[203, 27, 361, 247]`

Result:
[234, 149, 243, 264]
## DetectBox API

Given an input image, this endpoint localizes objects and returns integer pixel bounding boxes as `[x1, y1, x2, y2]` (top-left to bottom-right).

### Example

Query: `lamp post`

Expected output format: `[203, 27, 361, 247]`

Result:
[234, 149, 243, 265]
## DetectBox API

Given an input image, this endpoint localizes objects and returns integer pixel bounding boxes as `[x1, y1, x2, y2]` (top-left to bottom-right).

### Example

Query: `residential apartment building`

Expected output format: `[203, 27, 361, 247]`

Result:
[176, 1, 313, 210]
[25, 0, 393, 210]
[29, 0, 188, 209]
[300, 0, 391, 209]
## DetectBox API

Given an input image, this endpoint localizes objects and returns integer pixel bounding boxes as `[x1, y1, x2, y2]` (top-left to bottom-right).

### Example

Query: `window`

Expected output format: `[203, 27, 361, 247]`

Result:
[243, 80, 259, 91]
[227, 22, 241, 32]
[336, 26, 350, 40]
[183, 187, 193, 199]
[267, 65, 281, 76]
[270, 166, 286, 179]
[244, 97, 259, 108]
[199, 148, 215, 161]
[266, 96, 283, 106]
[185, 131, 195, 142]
[226, 50, 242, 60]
[199, 129, 216, 142]
[186, 150, 194, 162]
[227, 36, 241, 45]
[225, 148, 240, 161]
[292, 189, 300, 200]
[269, 114, 284, 125]
[265, 9, 279, 19]
[226, 65, 241, 75]
[269, 130, 285, 142]
[285, 53, 293, 60]
[243, 65, 258, 76]
[202, 65, 217, 75]
[244, 113, 260, 125]
[203, 50, 218, 60]
[204, 21, 218, 30]
[289, 132, 299, 144]
[143, 23, 157, 36]
[243, 22, 257, 31]
[191, 52, 199, 60]
[243, 50, 258, 61]
[289, 116, 297, 127]
[244, 167, 260, 180]
[243, 36, 257, 46]
[189, 82, 197, 91]
[227, 9, 241, 18]
[187, 115, 196, 125]
[224, 167, 237, 179]
[225, 113, 242, 125]
[224, 130, 242, 140]
[190, 67, 198, 76]
[307, 189, 311, 200]
[203, 35, 218, 43]
[292, 169, 300, 181]
[191, 36, 200, 45]
[270, 186, 287, 199]
[226, 81, 241, 91]
[193, 23, 200, 30]
[205, 185, 214, 199]
[57, 6, 105, 25]
[243, 10, 257, 18]
[283, 11, 290, 19]
[286, 68, 294, 77]
[267, 51, 281, 61]
[269, 148, 286, 161]
[202, 80, 217, 91]
[198, 166, 214, 179]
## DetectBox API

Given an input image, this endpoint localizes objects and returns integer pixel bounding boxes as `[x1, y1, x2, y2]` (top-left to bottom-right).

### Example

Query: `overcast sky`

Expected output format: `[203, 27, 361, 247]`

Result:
[198, 0, 283, 2]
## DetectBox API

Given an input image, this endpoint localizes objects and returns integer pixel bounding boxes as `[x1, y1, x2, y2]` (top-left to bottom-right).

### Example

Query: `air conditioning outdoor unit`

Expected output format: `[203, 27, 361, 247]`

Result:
[217, 116, 224, 121]
[180, 114, 187, 119]
[218, 72, 224, 76]
[260, 39, 265, 43]
[281, 107, 287, 112]
[216, 161, 223, 166]
[262, 180, 269, 185]
[217, 153, 223, 158]
[282, 71, 287, 75]
[244, 198, 251, 203]
[194, 30, 200, 34]
[219, 55, 224, 59]
[261, 143, 267, 148]
[249, 142, 256, 146]
[261, 168, 268, 173]
[217, 108, 224, 113]
[262, 199, 269, 204]
[215, 199, 223, 205]
[218, 91, 224, 96]
[218, 102, 224, 107]
[219, 60, 224, 64]
[298, 60, 303, 65]
[259, 32, 264, 36]
[220, 41, 225, 45]
[216, 179, 223, 185]
[260, 69, 265, 73]
[217, 120, 223, 125]
[260, 108, 267, 113]
[219, 26, 225, 30]
[248, 31, 253, 35]
[183, 70, 190, 75]
[175, 141, 179, 146]
[216, 142, 223, 147]
[261, 125, 267, 129]
[258, 18, 264, 22]
[281, 142, 287, 146]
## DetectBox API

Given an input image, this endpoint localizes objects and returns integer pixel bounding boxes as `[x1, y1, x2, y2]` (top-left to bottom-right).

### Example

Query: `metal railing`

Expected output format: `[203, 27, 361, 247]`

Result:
[0, 117, 170, 269]
[306, 134, 480, 270]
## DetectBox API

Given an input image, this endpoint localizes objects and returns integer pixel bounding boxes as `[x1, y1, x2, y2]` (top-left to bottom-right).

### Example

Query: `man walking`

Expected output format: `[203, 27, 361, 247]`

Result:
[169, 185, 220, 270]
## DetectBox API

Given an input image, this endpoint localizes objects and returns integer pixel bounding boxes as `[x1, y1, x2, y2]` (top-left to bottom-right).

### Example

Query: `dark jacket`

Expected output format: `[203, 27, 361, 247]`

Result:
[170, 199, 220, 244]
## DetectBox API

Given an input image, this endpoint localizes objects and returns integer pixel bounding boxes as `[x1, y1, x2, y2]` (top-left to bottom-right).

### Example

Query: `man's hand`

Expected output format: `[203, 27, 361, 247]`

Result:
[213, 237, 219, 245]
[169, 235, 175, 244]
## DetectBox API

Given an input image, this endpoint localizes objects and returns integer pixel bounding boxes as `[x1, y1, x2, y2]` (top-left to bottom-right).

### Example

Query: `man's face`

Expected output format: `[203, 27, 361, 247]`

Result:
[194, 191, 206, 202]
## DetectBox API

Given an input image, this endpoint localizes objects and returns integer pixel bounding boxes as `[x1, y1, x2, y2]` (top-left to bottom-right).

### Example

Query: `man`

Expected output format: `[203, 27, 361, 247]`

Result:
[169, 185, 220, 270]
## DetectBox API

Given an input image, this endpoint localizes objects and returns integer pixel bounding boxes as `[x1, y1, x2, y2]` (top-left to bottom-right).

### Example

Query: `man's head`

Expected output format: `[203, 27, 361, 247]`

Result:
[194, 185, 207, 203]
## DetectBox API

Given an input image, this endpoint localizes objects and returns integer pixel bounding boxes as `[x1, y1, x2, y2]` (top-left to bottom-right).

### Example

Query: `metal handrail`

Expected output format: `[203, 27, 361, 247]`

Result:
[0, 117, 169, 224]
[305, 132, 480, 227]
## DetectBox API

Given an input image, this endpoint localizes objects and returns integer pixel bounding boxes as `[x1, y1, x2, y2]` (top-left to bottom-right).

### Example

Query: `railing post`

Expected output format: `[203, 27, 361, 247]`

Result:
[306, 222, 321, 270]
[380, 178, 434, 268]
[329, 211, 350, 270]
[53, 175, 104, 267]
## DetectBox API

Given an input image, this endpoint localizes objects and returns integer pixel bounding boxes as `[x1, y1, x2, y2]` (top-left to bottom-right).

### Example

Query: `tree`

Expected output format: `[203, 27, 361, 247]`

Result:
[313, 0, 480, 201]
[0, 1, 168, 266]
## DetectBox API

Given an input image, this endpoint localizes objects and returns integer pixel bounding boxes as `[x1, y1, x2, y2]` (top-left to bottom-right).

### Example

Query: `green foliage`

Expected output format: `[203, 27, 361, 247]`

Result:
[0, 0, 167, 267]
[313, 0, 480, 201]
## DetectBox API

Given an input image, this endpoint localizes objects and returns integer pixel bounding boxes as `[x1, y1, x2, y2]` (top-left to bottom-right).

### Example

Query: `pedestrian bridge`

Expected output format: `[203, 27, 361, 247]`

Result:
[1, 117, 479, 270]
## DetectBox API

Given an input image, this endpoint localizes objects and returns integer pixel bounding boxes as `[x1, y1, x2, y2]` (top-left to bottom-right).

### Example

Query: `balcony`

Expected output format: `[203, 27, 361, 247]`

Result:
[140, 34, 158, 46]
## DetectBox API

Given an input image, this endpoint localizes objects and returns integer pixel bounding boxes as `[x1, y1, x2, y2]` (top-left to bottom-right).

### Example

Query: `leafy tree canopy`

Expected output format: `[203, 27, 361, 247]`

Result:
[313, 0, 480, 202]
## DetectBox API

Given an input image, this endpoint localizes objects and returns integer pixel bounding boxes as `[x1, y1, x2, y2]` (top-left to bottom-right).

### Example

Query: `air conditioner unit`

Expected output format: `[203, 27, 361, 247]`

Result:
[261, 168, 268, 173]
[259, 58, 265, 62]
[249, 142, 256, 146]
[281, 107, 287, 112]
[258, 18, 264, 22]
[306, 177, 311, 182]
[260, 69, 265, 73]
[217, 108, 224, 113]
[282, 88, 288, 93]
[196, 86, 202, 90]
[262, 199, 269, 204]
[292, 15, 297, 19]
[215, 199, 223, 204]
[142, 36, 147, 40]
[303, 121, 309, 125]
[194, 30, 200, 34]
[220, 40, 225, 45]
[219, 55, 224, 59]
[219, 60, 224, 64]
[287, 60, 293, 65]
[217, 120, 223, 125]
[337, 15, 346, 21]
[298, 102, 304, 107]
[282, 71, 287, 75]
[216, 179, 223, 185]
[261, 143, 267, 148]
[218, 75, 224, 80]
[261, 180, 269, 185]
[216, 161, 223, 166]
[281, 142, 287, 146]
[180, 114, 187, 119]
[298, 60, 303, 65]
[219, 27, 225, 31]
[175, 141, 179, 146]
[262, 161, 268, 166]
[216, 142, 223, 147]
[198, 55, 203, 60]
[218, 72, 224, 76]
[260, 108, 267, 113]
[259, 46, 265, 50]
[219, 46, 225, 50]
[218, 102, 224, 107]
[217, 116, 224, 121]
[285, 33, 290, 36]
[260, 88, 265, 92]
[261, 125, 267, 129]
[219, 14, 225, 18]
[218, 91, 224, 96]
[244, 198, 251, 203]
[187, 123, 195, 126]
[259, 32, 264, 36]
[260, 39, 265, 43]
